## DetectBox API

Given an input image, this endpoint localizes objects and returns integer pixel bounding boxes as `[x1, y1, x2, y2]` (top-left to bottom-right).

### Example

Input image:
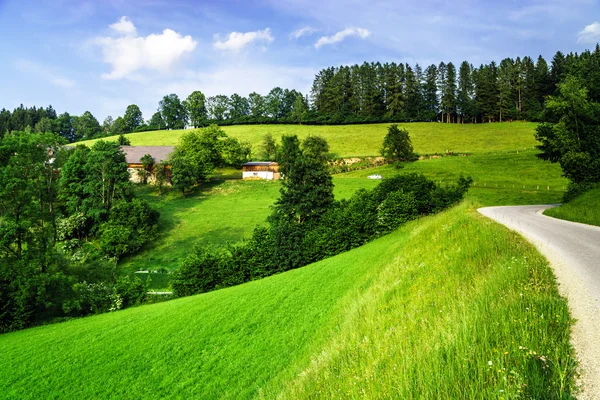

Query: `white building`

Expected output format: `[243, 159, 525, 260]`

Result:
[242, 162, 281, 180]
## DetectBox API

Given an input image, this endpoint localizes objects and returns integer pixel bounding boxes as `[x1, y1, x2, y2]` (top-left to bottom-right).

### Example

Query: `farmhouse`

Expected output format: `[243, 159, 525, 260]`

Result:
[242, 161, 281, 180]
[120, 146, 174, 183]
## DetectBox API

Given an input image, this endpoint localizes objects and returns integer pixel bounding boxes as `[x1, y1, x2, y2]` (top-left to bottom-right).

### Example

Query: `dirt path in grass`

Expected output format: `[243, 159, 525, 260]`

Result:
[478, 205, 600, 399]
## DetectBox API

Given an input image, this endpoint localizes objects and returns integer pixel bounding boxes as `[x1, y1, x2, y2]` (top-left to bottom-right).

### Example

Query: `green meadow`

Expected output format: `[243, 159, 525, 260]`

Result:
[2, 122, 578, 398]
[0, 203, 576, 399]
[544, 186, 600, 227]
[117, 122, 566, 278]
[78, 121, 539, 157]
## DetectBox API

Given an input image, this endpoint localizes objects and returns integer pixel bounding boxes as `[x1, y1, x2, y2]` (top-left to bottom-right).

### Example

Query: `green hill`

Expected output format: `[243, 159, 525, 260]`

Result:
[544, 186, 600, 227]
[78, 122, 539, 157]
[0, 202, 575, 398]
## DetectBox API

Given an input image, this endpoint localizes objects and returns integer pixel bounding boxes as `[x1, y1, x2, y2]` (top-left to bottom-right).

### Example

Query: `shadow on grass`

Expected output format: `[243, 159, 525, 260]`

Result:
[122, 180, 247, 272]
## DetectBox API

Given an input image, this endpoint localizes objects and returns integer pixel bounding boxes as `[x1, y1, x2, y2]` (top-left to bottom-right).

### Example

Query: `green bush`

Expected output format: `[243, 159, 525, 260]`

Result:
[115, 276, 147, 308]
[171, 247, 229, 297]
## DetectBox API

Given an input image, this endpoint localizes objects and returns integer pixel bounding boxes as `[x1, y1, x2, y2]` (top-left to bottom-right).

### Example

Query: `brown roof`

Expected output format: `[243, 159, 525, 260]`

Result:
[120, 146, 174, 164]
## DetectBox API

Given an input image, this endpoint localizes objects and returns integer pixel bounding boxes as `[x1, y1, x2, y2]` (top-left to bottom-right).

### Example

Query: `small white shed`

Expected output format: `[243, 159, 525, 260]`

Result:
[242, 162, 280, 180]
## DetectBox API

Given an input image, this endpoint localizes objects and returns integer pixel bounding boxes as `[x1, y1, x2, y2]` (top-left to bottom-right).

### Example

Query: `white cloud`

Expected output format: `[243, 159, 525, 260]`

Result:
[109, 16, 136, 35]
[213, 28, 274, 51]
[14, 59, 76, 88]
[290, 26, 317, 39]
[315, 27, 371, 49]
[94, 17, 197, 80]
[578, 21, 600, 43]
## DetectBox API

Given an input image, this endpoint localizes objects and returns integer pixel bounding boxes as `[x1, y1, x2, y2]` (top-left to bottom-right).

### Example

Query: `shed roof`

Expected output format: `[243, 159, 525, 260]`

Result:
[120, 146, 174, 164]
[243, 161, 278, 166]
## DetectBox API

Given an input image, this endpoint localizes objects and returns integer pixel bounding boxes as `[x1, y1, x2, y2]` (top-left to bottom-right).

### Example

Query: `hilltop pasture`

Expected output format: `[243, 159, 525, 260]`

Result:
[78, 121, 539, 157]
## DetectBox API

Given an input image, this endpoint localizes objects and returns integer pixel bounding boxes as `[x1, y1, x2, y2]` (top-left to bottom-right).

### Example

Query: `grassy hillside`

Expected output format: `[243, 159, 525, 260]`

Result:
[0, 202, 576, 399]
[123, 149, 566, 277]
[78, 122, 539, 157]
[122, 175, 379, 274]
[544, 186, 600, 227]
[339, 150, 568, 206]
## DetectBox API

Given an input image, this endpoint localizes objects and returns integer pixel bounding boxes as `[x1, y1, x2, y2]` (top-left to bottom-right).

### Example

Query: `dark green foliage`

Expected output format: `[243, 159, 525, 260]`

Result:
[172, 153, 472, 298]
[64, 282, 121, 316]
[535, 76, 600, 187]
[377, 191, 418, 231]
[159, 94, 187, 130]
[185, 91, 207, 128]
[221, 137, 251, 168]
[138, 153, 154, 184]
[171, 246, 228, 297]
[72, 111, 102, 140]
[154, 161, 169, 195]
[115, 276, 147, 308]
[380, 124, 416, 163]
[272, 135, 334, 225]
[123, 104, 143, 133]
[0, 132, 159, 332]
[117, 133, 131, 146]
[99, 199, 159, 258]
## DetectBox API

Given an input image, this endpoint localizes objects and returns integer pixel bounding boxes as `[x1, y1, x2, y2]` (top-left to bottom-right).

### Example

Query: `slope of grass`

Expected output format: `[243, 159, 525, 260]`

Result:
[124, 149, 565, 280]
[337, 150, 568, 206]
[0, 202, 576, 399]
[123, 176, 378, 275]
[78, 122, 539, 157]
[544, 186, 600, 227]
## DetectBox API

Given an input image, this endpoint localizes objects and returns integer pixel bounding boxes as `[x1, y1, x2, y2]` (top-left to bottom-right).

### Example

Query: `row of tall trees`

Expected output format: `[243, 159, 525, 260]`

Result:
[3, 45, 600, 139]
[0, 104, 149, 143]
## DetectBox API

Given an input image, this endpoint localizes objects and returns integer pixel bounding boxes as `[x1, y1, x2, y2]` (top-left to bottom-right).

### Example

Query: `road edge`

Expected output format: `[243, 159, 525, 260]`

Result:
[478, 206, 600, 399]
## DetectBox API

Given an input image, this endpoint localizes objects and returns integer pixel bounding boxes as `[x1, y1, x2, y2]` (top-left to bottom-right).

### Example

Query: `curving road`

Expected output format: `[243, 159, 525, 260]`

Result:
[478, 205, 600, 399]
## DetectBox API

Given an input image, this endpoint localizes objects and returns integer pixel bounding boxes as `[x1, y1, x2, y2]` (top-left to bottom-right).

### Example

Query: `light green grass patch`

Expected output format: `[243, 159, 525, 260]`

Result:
[544, 186, 600, 227]
[337, 150, 568, 205]
[123, 176, 378, 276]
[78, 122, 539, 158]
[0, 202, 576, 399]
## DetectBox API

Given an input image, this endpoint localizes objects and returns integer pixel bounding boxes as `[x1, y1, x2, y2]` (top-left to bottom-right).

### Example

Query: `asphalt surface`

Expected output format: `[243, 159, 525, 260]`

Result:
[478, 205, 600, 398]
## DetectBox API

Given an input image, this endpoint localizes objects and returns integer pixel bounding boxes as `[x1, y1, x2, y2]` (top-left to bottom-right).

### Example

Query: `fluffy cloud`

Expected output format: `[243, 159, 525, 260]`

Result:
[213, 28, 274, 51]
[290, 26, 317, 39]
[94, 17, 197, 80]
[578, 22, 600, 43]
[109, 16, 136, 35]
[314, 27, 371, 49]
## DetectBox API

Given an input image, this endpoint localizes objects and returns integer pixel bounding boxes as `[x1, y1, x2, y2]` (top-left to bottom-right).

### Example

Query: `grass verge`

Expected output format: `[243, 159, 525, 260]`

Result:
[0, 202, 576, 399]
[544, 186, 600, 227]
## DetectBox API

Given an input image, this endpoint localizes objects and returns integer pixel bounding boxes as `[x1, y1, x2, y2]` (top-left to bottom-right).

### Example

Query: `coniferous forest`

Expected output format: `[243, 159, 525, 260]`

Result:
[1, 46, 600, 141]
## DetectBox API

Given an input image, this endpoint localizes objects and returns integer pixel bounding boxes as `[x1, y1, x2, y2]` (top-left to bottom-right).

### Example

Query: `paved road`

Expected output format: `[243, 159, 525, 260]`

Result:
[478, 205, 600, 399]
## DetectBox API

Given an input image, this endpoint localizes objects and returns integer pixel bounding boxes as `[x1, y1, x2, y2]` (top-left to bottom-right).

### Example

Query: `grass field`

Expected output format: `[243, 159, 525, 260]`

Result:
[78, 122, 539, 157]
[0, 202, 576, 399]
[544, 186, 600, 227]
[122, 175, 379, 276]
[123, 147, 566, 283]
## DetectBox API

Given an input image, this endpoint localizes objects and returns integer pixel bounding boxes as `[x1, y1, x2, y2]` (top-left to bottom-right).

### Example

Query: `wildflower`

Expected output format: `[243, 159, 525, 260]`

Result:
[488, 360, 493, 366]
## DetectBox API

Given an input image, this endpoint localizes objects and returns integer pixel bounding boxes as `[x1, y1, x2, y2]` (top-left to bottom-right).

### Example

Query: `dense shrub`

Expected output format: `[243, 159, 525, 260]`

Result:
[174, 173, 472, 298]
[171, 247, 229, 297]
[99, 199, 159, 258]
[115, 276, 147, 308]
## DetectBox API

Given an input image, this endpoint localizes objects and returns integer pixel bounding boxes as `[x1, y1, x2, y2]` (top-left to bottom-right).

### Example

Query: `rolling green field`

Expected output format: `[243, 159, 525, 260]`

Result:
[125, 148, 566, 278]
[544, 186, 600, 227]
[0, 203, 576, 399]
[78, 122, 539, 157]
[123, 175, 379, 275]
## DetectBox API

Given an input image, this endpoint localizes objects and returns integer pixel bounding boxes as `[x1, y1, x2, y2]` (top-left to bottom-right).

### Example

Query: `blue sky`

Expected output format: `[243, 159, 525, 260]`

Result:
[0, 0, 599, 122]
